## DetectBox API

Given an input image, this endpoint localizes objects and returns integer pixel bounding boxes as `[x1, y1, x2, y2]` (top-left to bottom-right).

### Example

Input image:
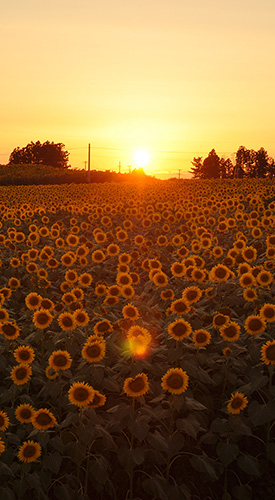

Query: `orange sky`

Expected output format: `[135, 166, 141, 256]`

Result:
[1, 0, 275, 179]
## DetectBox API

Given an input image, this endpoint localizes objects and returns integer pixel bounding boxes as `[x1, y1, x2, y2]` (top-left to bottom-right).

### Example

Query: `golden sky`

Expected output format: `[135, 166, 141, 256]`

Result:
[1, 0, 275, 178]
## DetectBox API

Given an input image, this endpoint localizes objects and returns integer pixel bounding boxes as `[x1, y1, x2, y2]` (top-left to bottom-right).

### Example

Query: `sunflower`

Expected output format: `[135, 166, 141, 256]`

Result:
[73, 309, 89, 327]
[68, 382, 95, 407]
[63, 270, 78, 286]
[94, 319, 113, 335]
[58, 312, 76, 331]
[62, 292, 75, 305]
[212, 246, 224, 259]
[94, 231, 106, 244]
[14, 345, 35, 364]
[104, 295, 119, 306]
[241, 246, 257, 263]
[92, 250, 105, 263]
[0, 321, 20, 340]
[122, 304, 139, 320]
[243, 288, 258, 302]
[0, 308, 9, 323]
[126, 326, 152, 357]
[212, 313, 230, 329]
[157, 235, 168, 247]
[27, 248, 39, 260]
[171, 262, 185, 278]
[244, 315, 266, 335]
[261, 340, 275, 365]
[191, 268, 207, 283]
[123, 373, 149, 397]
[127, 325, 151, 342]
[18, 440, 41, 463]
[15, 404, 35, 423]
[0, 287, 11, 300]
[227, 392, 248, 414]
[107, 243, 120, 256]
[81, 339, 106, 363]
[256, 270, 273, 287]
[107, 285, 121, 297]
[32, 408, 57, 430]
[116, 272, 132, 287]
[193, 329, 211, 347]
[259, 303, 275, 323]
[118, 253, 131, 265]
[161, 368, 189, 395]
[239, 272, 257, 288]
[182, 286, 202, 305]
[61, 252, 76, 267]
[66, 234, 79, 247]
[48, 350, 72, 371]
[160, 289, 175, 301]
[10, 257, 21, 268]
[220, 322, 241, 342]
[26, 262, 38, 273]
[45, 365, 59, 380]
[59, 282, 70, 295]
[0, 439, 5, 455]
[95, 284, 107, 296]
[223, 347, 232, 356]
[170, 298, 191, 316]
[40, 298, 55, 311]
[33, 309, 53, 329]
[85, 390, 106, 408]
[11, 364, 32, 385]
[78, 273, 93, 287]
[0, 410, 9, 431]
[168, 319, 192, 340]
[120, 285, 135, 299]
[209, 264, 231, 282]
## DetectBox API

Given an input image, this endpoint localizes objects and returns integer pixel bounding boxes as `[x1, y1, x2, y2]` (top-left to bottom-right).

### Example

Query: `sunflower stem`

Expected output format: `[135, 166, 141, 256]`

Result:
[266, 365, 274, 444]
[222, 466, 228, 500]
[129, 398, 135, 500]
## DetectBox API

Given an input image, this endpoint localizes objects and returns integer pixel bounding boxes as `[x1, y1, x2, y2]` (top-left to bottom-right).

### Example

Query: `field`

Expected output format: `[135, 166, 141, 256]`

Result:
[0, 178, 274, 500]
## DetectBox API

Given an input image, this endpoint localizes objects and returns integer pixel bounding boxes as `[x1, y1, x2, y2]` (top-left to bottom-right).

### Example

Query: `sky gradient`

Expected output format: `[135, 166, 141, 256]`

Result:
[1, 0, 275, 178]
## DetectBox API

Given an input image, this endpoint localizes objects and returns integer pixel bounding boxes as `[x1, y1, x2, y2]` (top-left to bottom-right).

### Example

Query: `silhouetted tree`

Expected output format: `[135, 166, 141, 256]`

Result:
[8, 141, 69, 168]
[234, 146, 275, 178]
[220, 157, 234, 178]
[189, 156, 203, 178]
[255, 147, 271, 177]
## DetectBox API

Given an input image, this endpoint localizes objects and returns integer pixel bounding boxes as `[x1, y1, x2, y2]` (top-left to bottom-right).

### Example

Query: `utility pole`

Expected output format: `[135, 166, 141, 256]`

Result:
[84, 161, 87, 170]
[178, 169, 181, 180]
[88, 143, 91, 183]
[118, 161, 121, 174]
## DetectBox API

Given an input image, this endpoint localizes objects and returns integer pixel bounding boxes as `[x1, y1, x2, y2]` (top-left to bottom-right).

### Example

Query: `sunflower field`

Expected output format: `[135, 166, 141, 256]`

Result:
[0, 178, 274, 500]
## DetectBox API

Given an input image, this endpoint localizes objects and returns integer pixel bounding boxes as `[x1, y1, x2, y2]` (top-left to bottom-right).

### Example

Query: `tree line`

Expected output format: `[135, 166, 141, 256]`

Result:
[189, 146, 275, 179]
[8, 141, 70, 168]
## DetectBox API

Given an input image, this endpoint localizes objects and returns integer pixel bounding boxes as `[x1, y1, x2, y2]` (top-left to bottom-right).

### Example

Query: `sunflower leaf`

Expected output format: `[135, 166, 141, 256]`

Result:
[217, 442, 239, 466]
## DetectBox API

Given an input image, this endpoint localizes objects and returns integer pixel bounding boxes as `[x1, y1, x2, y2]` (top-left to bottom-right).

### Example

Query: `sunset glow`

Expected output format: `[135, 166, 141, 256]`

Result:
[1, 0, 275, 178]
[134, 150, 150, 168]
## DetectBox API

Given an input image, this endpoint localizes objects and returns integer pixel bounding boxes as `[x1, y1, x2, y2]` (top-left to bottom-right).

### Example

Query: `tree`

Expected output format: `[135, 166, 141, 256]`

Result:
[8, 141, 69, 168]
[189, 157, 203, 178]
[201, 149, 221, 178]
[234, 146, 275, 178]
[255, 147, 271, 178]
[220, 157, 234, 178]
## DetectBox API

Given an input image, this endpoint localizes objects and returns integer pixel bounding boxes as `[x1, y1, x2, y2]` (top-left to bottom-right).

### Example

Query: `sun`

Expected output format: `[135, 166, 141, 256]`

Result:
[134, 150, 150, 167]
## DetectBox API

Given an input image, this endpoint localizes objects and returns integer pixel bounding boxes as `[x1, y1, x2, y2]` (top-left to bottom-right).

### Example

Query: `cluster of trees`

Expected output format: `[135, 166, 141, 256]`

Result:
[189, 147, 275, 179]
[8, 141, 69, 169]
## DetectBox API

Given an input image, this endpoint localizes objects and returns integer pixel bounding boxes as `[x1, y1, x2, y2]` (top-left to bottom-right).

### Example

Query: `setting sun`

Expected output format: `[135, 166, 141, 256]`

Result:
[134, 150, 150, 168]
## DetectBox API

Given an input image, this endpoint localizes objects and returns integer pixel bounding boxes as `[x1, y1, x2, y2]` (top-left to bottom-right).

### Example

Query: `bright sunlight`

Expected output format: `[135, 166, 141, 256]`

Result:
[134, 150, 150, 167]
